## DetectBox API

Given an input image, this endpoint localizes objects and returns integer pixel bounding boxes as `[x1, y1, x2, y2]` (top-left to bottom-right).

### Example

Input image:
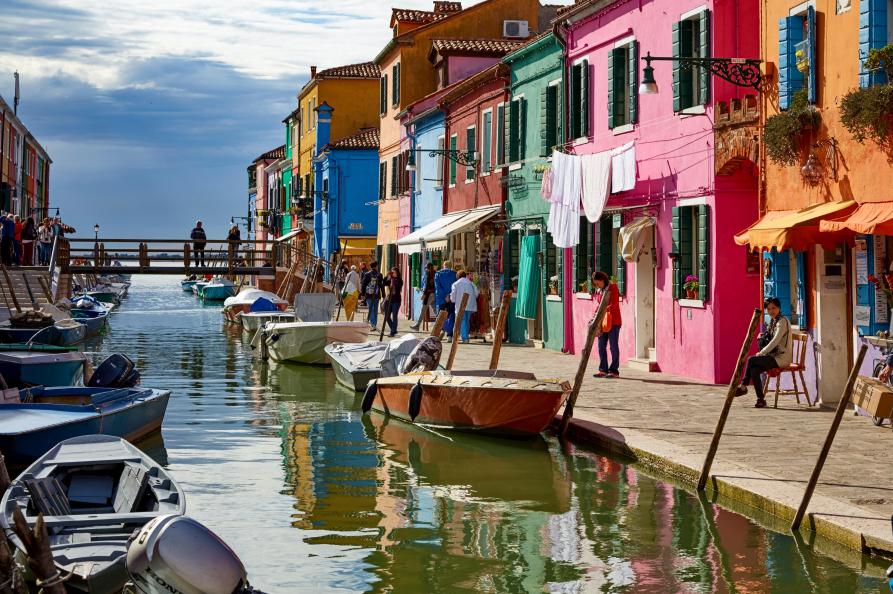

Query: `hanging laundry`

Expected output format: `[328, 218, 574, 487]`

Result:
[580, 152, 612, 223]
[515, 234, 541, 320]
[540, 168, 553, 202]
[547, 151, 582, 248]
[611, 141, 636, 194]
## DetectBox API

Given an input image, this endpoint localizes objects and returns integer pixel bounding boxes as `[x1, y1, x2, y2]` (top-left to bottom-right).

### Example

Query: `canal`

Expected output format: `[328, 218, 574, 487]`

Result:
[84, 276, 886, 592]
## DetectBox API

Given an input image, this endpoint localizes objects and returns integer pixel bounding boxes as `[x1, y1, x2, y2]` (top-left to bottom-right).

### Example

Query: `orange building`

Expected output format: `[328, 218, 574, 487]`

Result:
[374, 0, 543, 270]
[737, 0, 893, 404]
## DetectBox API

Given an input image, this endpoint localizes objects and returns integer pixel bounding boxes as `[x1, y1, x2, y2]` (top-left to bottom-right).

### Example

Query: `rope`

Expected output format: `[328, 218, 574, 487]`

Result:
[35, 567, 74, 591]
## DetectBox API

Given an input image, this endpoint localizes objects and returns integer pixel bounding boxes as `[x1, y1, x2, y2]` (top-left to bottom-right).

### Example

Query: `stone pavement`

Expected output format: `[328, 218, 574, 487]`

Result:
[375, 317, 893, 557]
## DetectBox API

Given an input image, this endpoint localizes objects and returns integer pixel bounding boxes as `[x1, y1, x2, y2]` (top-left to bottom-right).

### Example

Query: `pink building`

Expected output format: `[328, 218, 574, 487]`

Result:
[557, 0, 761, 384]
[248, 145, 285, 253]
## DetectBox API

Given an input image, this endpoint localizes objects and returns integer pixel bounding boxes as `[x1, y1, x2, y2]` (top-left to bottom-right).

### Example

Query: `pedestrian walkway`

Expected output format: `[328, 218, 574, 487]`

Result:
[378, 316, 893, 557]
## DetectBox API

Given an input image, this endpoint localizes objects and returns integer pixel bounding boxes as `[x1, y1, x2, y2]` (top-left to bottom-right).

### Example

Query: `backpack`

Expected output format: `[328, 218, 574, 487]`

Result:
[365, 274, 380, 297]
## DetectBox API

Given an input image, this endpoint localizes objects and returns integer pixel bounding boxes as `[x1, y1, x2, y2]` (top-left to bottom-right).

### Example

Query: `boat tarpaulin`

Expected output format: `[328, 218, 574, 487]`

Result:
[515, 234, 541, 321]
[294, 293, 337, 322]
[619, 217, 655, 263]
[734, 201, 856, 252]
[820, 201, 893, 235]
[250, 298, 279, 313]
[397, 213, 466, 255]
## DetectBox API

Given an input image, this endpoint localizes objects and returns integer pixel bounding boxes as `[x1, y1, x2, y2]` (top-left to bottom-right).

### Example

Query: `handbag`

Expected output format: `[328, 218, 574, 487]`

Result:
[601, 310, 613, 333]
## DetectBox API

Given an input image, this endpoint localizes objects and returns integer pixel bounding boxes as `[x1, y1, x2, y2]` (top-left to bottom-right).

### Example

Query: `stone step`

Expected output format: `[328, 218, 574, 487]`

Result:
[628, 357, 660, 373]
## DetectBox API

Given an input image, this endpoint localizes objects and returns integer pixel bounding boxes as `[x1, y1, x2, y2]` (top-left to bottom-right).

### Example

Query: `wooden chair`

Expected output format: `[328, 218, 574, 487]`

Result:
[768, 332, 812, 408]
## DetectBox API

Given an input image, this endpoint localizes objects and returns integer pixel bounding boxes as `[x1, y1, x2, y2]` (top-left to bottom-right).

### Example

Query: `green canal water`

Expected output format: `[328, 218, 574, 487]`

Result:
[82, 276, 887, 593]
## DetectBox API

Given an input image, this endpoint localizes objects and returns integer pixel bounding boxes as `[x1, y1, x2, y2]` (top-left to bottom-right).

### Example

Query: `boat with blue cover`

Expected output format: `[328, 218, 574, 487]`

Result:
[198, 278, 236, 301]
[0, 386, 170, 466]
[70, 295, 112, 337]
[0, 345, 87, 388]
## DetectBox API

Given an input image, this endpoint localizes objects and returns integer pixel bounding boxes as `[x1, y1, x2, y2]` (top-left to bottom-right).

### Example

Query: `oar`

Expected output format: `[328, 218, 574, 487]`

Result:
[445, 293, 470, 371]
[488, 290, 512, 370]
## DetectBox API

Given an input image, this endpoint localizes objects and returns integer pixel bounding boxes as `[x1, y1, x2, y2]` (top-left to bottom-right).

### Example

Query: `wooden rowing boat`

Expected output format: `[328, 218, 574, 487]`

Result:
[366, 370, 572, 437]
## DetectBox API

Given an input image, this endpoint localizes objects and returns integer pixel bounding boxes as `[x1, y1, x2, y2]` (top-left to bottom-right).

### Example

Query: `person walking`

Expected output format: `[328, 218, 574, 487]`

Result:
[449, 270, 478, 343]
[37, 219, 53, 265]
[358, 262, 369, 305]
[21, 217, 36, 266]
[226, 224, 241, 263]
[361, 261, 384, 329]
[12, 216, 22, 265]
[592, 271, 623, 378]
[334, 260, 348, 300]
[410, 262, 436, 331]
[434, 261, 458, 340]
[735, 297, 792, 408]
[384, 267, 404, 337]
[191, 220, 207, 267]
[0, 215, 14, 266]
[343, 265, 362, 321]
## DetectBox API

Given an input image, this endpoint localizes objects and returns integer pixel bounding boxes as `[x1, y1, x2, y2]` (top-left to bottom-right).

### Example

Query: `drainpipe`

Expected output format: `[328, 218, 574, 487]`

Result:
[404, 121, 419, 321]
[554, 19, 575, 355]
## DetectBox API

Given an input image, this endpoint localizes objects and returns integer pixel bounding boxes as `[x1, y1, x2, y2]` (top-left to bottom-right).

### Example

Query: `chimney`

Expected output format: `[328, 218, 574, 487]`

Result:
[310, 66, 317, 78]
[315, 102, 334, 154]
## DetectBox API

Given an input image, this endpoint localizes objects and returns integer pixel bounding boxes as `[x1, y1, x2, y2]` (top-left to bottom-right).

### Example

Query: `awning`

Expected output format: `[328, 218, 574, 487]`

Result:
[820, 201, 893, 235]
[397, 212, 466, 255]
[339, 237, 377, 255]
[734, 200, 856, 251]
[274, 229, 307, 243]
[619, 217, 655, 262]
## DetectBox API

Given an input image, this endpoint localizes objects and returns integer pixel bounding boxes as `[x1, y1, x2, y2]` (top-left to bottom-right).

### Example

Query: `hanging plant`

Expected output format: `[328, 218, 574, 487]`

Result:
[764, 89, 819, 166]
[839, 45, 893, 145]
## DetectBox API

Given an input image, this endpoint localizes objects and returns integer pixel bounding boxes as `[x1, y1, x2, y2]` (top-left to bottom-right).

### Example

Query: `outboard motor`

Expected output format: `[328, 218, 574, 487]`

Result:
[125, 515, 263, 594]
[88, 354, 141, 388]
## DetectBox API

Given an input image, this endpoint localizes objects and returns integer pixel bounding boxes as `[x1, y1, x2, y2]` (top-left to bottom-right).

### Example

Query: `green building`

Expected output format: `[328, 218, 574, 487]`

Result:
[501, 33, 565, 351]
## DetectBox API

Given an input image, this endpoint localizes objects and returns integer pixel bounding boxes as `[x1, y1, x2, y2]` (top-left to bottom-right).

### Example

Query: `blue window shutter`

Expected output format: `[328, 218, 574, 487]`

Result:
[779, 16, 805, 110]
[807, 6, 817, 104]
[773, 250, 792, 318]
[860, 0, 888, 87]
[796, 251, 808, 327]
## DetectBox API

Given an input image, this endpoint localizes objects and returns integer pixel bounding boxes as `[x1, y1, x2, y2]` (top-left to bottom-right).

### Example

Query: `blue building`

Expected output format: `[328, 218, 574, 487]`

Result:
[313, 103, 380, 271]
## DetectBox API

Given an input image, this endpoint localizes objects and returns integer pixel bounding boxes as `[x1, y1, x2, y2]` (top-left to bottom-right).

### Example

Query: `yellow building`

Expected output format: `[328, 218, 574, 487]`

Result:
[374, 0, 543, 270]
[295, 62, 381, 260]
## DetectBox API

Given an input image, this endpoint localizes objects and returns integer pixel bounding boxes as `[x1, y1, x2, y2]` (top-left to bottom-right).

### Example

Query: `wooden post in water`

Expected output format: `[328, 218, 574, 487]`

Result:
[791, 345, 868, 531]
[558, 288, 611, 437]
[430, 310, 448, 338]
[11, 509, 65, 594]
[697, 308, 762, 491]
[183, 243, 191, 271]
[445, 293, 470, 371]
[489, 291, 513, 370]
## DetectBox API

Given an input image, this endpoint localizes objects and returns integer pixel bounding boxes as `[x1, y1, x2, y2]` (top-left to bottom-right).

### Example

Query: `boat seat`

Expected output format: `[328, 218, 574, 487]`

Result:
[0, 388, 19, 403]
[25, 478, 72, 516]
[113, 466, 149, 514]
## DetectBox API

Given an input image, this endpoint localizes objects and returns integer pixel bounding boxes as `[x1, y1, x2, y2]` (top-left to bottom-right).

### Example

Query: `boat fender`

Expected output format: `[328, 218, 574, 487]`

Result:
[269, 333, 281, 343]
[361, 381, 377, 413]
[408, 381, 423, 422]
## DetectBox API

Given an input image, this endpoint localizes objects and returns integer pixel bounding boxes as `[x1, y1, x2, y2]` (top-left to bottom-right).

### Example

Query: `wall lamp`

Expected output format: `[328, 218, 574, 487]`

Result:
[406, 149, 479, 172]
[639, 52, 763, 94]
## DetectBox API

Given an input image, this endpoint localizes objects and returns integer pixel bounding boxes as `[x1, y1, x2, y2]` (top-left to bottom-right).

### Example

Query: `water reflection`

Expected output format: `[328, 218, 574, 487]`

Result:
[85, 277, 885, 593]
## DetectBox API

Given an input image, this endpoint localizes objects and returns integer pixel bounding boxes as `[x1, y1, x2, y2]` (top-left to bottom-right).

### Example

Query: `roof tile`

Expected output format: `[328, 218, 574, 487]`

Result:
[430, 38, 526, 56]
[327, 128, 380, 151]
[316, 62, 380, 79]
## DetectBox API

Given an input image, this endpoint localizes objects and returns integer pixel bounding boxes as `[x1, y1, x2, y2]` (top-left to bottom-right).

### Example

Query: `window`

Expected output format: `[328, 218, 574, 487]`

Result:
[297, 176, 303, 199]
[481, 110, 493, 173]
[672, 204, 710, 301]
[435, 135, 445, 187]
[860, 0, 891, 86]
[391, 155, 398, 196]
[779, 5, 816, 107]
[575, 219, 595, 292]
[312, 97, 318, 129]
[507, 96, 526, 164]
[545, 232, 561, 299]
[673, 11, 710, 112]
[379, 162, 387, 200]
[541, 81, 561, 156]
[465, 126, 476, 181]
[449, 134, 458, 186]
[392, 63, 401, 106]
[609, 40, 639, 127]
[304, 174, 311, 198]
[380, 75, 388, 115]
[496, 103, 506, 166]
[569, 60, 589, 139]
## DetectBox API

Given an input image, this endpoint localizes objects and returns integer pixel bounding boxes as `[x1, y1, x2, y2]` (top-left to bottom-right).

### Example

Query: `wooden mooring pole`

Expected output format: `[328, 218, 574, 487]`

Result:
[445, 293, 470, 371]
[430, 310, 448, 338]
[697, 308, 762, 491]
[791, 345, 868, 532]
[558, 287, 611, 437]
[488, 291, 512, 370]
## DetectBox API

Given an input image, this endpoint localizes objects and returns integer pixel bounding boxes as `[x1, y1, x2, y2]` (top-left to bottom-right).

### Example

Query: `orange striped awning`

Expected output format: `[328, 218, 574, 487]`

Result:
[820, 201, 893, 235]
[734, 201, 856, 252]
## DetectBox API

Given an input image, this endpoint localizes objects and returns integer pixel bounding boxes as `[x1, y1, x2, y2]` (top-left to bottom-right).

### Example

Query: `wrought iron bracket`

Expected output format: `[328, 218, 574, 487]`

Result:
[427, 149, 478, 167]
[644, 53, 762, 90]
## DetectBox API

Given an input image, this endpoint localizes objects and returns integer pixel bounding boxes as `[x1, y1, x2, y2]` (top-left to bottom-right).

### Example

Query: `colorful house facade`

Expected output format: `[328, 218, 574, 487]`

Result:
[0, 95, 51, 221]
[312, 103, 380, 270]
[501, 32, 566, 351]
[249, 145, 286, 254]
[557, 0, 761, 383]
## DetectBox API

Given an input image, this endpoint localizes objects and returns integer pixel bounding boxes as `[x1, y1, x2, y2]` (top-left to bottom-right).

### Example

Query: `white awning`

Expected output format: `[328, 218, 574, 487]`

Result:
[397, 205, 501, 254]
[274, 229, 305, 243]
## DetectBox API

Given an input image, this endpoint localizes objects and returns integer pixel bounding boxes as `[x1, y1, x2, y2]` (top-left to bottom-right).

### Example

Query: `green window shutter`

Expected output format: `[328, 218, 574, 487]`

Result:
[466, 127, 476, 180]
[546, 85, 558, 154]
[410, 252, 421, 288]
[580, 60, 590, 137]
[614, 214, 626, 296]
[569, 64, 580, 139]
[378, 163, 385, 200]
[672, 21, 694, 112]
[539, 86, 549, 157]
[612, 49, 627, 127]
[381, 75, 388, 114]
[596, 217, 613, 273]
[449, 136, 457, 185]
[508, 100, 519, 163]
[497, 104, 506, 165]
[396, 63, 401, 105]
[607, 52, 616, 130]
[519, 98, 527, 161]
[628, 42, 639, 124]
[699, 11, 711, 105]
[697, 205, 710, 301]
[672, 207, 682, 298]
[391, 156, 397, 196]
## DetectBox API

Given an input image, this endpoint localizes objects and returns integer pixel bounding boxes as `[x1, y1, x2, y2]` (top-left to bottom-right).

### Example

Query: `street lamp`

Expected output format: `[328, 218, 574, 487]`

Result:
[406, 149, 479, 172]
[93, 224, 100, 240]
[638, 52, 763, 95]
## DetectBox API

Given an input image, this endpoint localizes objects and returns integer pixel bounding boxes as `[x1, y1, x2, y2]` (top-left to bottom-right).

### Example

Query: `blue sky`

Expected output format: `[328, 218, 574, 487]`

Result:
[1, 0, 568, 239]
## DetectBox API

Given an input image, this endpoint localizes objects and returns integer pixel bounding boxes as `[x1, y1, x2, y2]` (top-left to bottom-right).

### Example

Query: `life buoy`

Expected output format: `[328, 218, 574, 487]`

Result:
[361, 381, 377, 413]
[408, 381, 424, 421]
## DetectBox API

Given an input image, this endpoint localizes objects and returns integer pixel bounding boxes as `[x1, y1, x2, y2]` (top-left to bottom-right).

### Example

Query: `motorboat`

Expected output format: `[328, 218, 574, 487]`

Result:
[0, 435, 185, 593]
[180, 279, 198, 291]
[222, 289, 288, 323]
[198, 278, 236, 301]
[239, 310, 295, 332]
[0, 386, 169, 466]
[254, 321, 368, 365]
[70, 295, 112, 338]
[364, 370, 572, 437]
[326, 334, 421, 391]
[192, 281, 209, 296]
[0, 345, 87, 388]
[0, 318, 87, 347]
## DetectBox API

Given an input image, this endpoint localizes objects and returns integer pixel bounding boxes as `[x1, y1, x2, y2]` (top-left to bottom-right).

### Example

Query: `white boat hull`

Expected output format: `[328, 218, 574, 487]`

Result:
[239, 311, 296, 332]
[257, 322, 369, 365]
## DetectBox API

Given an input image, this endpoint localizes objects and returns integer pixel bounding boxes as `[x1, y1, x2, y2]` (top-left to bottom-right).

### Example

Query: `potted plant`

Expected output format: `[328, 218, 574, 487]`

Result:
[684, 275, 700, 300]
[764, 89, 819, 166]
[548, 275, 559, 295]
[840, 46, 893, 145]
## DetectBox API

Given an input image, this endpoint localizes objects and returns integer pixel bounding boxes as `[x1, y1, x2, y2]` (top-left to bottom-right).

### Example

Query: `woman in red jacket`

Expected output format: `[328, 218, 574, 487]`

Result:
[592, 271, 622, 378]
